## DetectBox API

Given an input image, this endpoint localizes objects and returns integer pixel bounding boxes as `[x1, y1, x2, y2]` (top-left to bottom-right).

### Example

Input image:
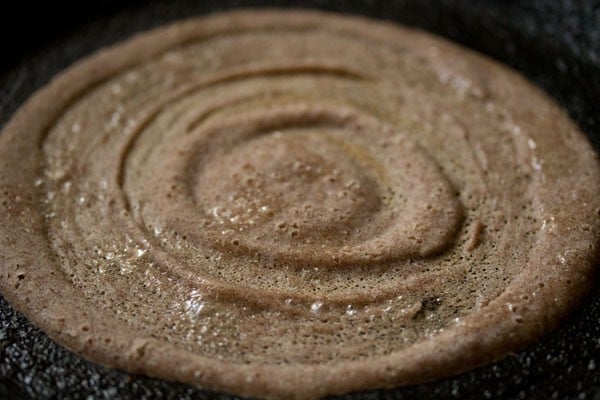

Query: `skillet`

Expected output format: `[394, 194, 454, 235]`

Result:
[0, 0, 599, 399]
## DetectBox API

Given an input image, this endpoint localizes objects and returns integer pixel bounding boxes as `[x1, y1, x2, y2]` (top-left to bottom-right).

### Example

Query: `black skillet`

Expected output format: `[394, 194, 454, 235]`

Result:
[0, 1, 599, 399]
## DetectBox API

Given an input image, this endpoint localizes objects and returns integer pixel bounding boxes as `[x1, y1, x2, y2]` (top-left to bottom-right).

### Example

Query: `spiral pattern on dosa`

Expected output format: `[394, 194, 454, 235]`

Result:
[1, 10, 599, 400]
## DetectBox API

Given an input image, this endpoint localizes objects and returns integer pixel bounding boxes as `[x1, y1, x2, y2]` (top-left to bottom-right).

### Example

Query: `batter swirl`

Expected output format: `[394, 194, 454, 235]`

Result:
[0, 10, 599, 400]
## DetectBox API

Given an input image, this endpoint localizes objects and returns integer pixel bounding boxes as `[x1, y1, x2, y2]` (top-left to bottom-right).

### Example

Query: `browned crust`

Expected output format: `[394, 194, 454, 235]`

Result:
[0, 9, 599, 400]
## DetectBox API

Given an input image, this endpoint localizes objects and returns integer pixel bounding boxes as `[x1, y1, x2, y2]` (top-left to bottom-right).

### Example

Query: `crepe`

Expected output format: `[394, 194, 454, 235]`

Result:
[0, 10, 599, 400]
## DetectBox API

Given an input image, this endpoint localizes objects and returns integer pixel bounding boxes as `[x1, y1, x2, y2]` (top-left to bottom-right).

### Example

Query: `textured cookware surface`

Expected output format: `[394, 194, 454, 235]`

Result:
[0, 1, 599, 399]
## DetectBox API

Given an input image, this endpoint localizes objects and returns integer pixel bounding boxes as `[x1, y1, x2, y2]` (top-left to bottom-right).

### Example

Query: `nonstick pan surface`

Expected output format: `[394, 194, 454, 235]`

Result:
[0, 1, 599, 399]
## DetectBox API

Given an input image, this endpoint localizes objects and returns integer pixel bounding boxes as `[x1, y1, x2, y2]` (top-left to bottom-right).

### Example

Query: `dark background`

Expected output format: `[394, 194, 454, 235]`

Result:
[1, 1, 599, 399]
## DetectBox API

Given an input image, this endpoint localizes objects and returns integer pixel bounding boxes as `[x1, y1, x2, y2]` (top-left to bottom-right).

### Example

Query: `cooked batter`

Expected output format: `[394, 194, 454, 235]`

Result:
[0, 10, 599, 400]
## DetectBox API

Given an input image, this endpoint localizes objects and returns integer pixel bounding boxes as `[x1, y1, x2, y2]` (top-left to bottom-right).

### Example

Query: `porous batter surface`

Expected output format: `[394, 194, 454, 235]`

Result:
[0, 10, 599, 400]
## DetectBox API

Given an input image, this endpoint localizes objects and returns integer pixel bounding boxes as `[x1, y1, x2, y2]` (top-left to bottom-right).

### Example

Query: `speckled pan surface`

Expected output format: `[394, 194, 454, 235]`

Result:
[1, 0, 600, 400]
